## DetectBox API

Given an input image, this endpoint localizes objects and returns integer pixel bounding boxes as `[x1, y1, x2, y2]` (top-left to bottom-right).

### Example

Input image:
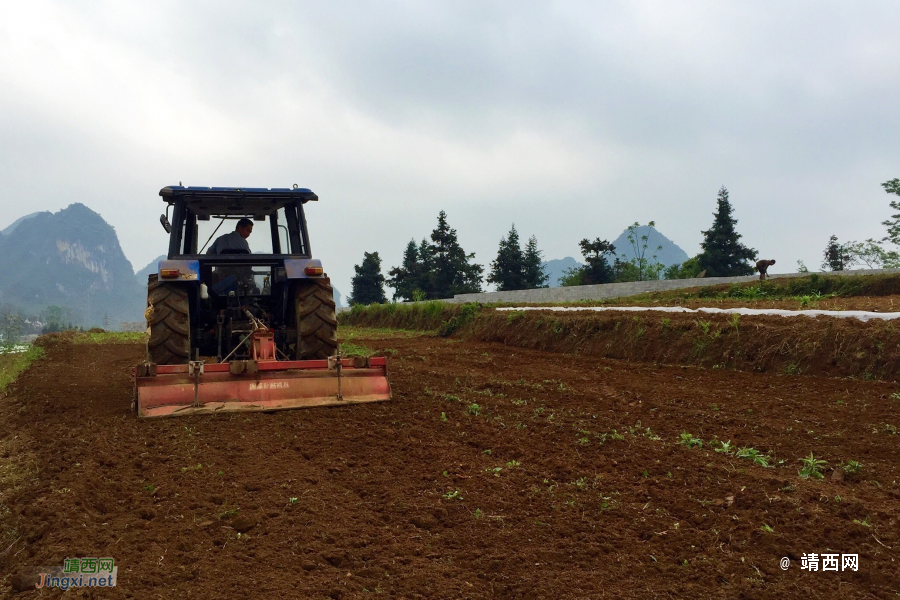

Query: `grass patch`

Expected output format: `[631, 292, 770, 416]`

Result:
[74, 331, 148, 344]
[338, 341, 375, 357]
[337, 325, 423, 341]
[339, 301, 484, 334]
[0, 344, 44, 392]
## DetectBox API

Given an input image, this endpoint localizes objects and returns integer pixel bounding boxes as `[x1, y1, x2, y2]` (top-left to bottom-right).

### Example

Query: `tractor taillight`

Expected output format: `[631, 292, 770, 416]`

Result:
[305, 266, 324, 276]
[160, 269, 180, 278]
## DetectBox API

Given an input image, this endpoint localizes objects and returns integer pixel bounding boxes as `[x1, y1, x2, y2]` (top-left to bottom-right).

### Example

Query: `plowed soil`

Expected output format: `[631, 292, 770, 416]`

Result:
[1, 331, 899, 599]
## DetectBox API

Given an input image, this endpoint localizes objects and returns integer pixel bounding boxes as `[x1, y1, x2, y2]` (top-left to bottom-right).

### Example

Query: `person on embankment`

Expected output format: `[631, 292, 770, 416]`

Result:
[756, 259, 776, 281]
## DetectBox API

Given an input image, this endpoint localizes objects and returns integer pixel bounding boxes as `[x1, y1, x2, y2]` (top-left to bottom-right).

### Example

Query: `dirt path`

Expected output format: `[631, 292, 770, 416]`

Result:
[1, 333, 898, 599]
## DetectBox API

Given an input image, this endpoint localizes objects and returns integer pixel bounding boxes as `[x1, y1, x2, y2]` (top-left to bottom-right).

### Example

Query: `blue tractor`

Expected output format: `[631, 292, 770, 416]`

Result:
[147, 185, 338, 365]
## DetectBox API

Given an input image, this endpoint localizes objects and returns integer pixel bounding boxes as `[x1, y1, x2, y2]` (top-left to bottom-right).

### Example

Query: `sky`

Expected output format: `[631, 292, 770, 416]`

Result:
[2, 1, 899, 298]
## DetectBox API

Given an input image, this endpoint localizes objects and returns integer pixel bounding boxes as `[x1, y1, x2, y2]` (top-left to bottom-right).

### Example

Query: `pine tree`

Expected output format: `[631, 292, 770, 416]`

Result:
[697, 186, 757, 276]
[387, 240, 420, 301]
[429, 211, 483, 298]
[522, 235, 549, 288]
[487, 224, 525, 291]
[416, 237, 435, 297]
[388, 238, 439, 301]
[349, 251, 387, 305]
[821, 235, 851, 271]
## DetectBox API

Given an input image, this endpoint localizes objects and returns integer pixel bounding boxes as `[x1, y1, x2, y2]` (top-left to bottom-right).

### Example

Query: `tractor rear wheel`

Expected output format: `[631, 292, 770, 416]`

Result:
[293, 277, 338, 359]
[146, 274, 191, 364]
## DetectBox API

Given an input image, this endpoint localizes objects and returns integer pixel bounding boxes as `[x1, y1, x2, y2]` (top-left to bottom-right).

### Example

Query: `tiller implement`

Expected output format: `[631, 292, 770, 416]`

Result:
[133, 185, 391, 418]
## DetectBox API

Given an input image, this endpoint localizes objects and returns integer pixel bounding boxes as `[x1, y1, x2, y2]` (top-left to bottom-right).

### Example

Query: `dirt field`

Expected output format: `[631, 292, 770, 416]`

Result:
[1, 327, 899, 599]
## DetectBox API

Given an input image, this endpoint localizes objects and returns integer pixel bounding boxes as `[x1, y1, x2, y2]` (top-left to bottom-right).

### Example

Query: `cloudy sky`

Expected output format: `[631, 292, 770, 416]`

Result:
[2, 1, 899, 297]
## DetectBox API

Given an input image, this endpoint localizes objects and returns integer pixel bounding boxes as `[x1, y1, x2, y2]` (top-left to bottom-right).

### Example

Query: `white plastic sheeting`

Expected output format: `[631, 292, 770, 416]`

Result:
[0, 344, 30, 354]
[495, 306, 900, 323]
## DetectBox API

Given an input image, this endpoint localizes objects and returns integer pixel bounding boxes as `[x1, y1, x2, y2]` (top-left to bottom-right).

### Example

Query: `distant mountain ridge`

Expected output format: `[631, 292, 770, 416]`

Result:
[542, 257, 582, 287]
[1, 211, 49, 236]
[0, 204, 145, 327]
[610, 226, 689, 269]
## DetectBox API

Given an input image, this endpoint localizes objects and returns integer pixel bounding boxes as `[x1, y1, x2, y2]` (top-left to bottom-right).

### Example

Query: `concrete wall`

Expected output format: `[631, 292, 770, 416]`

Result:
[336, 268, 900, 313]
[448, 268, 900, 304]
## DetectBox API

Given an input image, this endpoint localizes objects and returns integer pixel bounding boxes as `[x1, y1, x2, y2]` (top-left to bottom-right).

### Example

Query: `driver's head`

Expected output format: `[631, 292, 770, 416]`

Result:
[236, 218, 253, 239]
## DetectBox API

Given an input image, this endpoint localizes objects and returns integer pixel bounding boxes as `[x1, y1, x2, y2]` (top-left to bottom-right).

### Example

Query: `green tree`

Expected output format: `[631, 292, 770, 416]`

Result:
[612, 257, 640, 282]
[558, 266, 583, 287]
[664, 256, 703, 280]
[617, 221, 664, 281]
[429, 211, 483, 298]
[349, 251, 387, 305]
[522, 235, 549, 289]
[578, 238, 616, 285]
[880, 178, 900, 245]
[2, 312, 23, 343]
[488, 224, 525, 291]
[40, 305, 76, 332]
[416, 237, 435, 296]
[697, 186, 757, 276]
[387, 240, 422, 301]
[822, 235, 852, 271]
[844, 239, 900, 269]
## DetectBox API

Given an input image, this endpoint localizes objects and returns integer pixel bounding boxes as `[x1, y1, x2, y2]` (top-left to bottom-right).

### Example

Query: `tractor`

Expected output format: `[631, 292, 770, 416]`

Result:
[133, 185, 390, 417]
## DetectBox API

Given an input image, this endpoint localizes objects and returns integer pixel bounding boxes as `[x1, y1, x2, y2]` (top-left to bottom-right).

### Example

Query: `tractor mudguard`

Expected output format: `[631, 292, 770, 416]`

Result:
[157, 259, 200, 282]
[284, 258, 325, 279]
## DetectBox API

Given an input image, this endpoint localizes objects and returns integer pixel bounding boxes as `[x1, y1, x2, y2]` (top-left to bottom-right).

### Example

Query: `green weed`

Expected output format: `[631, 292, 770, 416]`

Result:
[714, 440, 733, 454]
[735, 447, 771, 467]
[678, 432, 702, 449]
[798, 453, 827, 479]
[843, 460, 862, 476]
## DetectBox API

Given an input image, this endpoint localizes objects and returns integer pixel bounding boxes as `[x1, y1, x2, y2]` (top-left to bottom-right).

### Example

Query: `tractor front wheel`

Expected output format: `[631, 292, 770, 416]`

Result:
[293, 277, 338, 359]
[146, 274, 192, 364]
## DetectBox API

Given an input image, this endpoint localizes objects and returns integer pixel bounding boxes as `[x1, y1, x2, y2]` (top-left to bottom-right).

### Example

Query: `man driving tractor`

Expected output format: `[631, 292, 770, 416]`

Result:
[207, 218, 256, 293]
[207, 218, 254, 254]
